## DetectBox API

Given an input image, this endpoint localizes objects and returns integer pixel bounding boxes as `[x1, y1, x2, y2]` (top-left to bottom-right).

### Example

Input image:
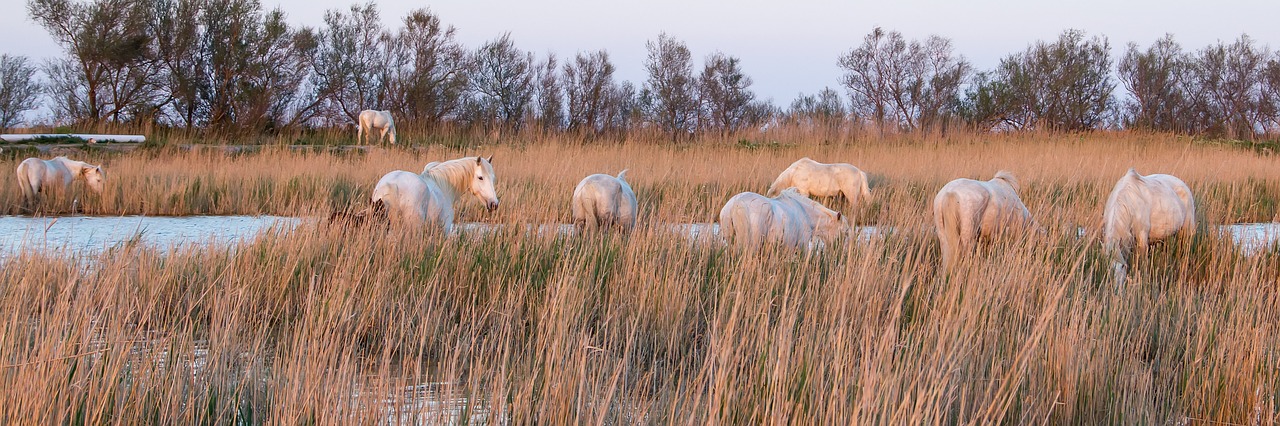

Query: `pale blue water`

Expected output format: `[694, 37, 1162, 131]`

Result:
[0, 216, 1275, 256]
[0, 215, 302, 257]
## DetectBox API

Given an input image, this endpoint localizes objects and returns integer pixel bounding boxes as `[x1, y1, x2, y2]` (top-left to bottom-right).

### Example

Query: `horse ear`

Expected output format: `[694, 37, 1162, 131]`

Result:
[835, 212, 843, 221]
[476, 156, 482, 165]
[487, 155, 494, 164]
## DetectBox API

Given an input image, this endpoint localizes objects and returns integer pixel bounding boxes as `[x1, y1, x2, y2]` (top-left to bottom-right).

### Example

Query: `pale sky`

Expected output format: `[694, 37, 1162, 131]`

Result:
[3, 0, 1279, 105]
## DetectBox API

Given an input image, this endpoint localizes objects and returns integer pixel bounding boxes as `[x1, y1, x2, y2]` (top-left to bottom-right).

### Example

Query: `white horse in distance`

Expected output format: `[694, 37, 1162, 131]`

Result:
[933, 171, 1039, 272]
[358, 110, 397, 145]
[16, 156, 106, 209]
[1102, 169, 1196, 287]
[371, 156, 498, 231]
[768, 157, 872, 208]
[719, 188, 848, 249]
[572, 170, 638, 231]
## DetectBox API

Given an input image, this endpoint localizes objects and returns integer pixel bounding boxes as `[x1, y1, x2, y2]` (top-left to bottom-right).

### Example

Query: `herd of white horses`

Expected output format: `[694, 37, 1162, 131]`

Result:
[14, 147, 1200, 285]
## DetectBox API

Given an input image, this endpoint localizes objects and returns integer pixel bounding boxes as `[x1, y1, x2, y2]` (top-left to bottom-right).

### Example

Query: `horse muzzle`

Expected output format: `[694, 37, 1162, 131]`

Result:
[486, 201, 499, 212]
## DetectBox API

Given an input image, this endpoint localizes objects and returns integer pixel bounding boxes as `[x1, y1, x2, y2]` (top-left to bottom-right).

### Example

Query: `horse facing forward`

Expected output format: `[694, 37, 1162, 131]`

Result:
[371, 156, 498, 231]
[1102, 169, 1196, 287]
[719, 188, 848, 249]
[16, 156, 106, 210]
[767, 157, 872, 208]
[933, 170, 1039, 272]
[572, 170, 638, 231]
[358, 110, 397, 145]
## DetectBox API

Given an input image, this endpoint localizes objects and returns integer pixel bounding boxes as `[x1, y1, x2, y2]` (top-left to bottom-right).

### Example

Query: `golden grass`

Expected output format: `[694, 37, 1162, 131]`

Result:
[0, 132, 1277, 424]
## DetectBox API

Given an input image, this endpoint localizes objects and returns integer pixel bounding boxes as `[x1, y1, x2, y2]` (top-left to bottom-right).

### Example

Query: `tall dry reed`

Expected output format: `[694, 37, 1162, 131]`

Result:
[0, 133, 1277, 424]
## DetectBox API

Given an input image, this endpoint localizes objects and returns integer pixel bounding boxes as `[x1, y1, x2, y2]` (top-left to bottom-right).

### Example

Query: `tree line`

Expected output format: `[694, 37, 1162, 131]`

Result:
[3, 0, 1280, 142]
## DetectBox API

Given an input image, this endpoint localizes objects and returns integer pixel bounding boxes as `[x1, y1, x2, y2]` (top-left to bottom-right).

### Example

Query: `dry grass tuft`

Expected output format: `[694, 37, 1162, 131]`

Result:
[0, 132, 1277, 424]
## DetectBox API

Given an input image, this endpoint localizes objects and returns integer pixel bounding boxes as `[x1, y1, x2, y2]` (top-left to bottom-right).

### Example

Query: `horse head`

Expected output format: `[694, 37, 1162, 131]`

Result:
[471, 155, 499, 212]
[82, 165, 105, 194]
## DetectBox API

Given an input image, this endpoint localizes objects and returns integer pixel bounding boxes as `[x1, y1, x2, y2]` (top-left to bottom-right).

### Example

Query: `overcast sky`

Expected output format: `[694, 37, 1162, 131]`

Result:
[3, 0, 1279, 104]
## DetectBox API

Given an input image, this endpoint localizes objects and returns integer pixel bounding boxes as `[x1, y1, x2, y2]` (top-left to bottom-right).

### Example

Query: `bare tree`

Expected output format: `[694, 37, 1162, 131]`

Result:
[564, 50, 619, 136]
[533, 53, 563, 132]
[787, 87, 846, 132]
[1118, 35, 1190, 133]
[697, 52, 756, 135]
[152, 0, 206, 129]
[602, 81, 640, 136]
[382, 8, 469, 130]
[839, 27, 907, 134]
[197, 0, 309, 131]
[1186, 35, 1269, 140]
[29, 0, 163, 126]
[839, 27, 969, 134]
[911, 35, 969, 132]
[467, 33, 535, 133]
[1262, 55, 1280, 133]
[643, 33, 697, 142]
[0, 55, 43, 131]
[961, 29, 1113, 132]
[306, 1, 387, 125]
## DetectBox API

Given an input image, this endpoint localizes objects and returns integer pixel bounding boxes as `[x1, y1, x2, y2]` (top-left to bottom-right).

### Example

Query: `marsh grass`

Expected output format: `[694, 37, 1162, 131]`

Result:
[0, 132, 1277, 424]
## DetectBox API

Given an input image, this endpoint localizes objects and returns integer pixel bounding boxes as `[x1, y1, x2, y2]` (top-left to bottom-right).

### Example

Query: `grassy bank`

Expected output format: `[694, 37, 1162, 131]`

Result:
[0, 132, 1277, 423]
[0, 216, 1276, 423]
[1, 133, 1278, 225]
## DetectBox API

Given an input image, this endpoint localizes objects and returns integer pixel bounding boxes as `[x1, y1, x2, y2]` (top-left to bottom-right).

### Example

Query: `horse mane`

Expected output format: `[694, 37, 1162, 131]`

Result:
[51, 156, 98, 174]
[777, 188, 836, 214]
[992, 170, 1020, 192]
[422, 156, 488, 201]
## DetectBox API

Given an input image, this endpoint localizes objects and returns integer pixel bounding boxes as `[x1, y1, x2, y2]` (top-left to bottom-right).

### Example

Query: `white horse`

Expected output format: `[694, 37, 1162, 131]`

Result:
[572, 170, 638, 231]
[1102, 169, 1196, 287]
[933, 171, 1039, 272]
[16, 156, 106, 208]
[719, 188, 848, 249]
[767, 157, 872, 208]
[358, 110, 397, 145]
[371, 156, 498, 231]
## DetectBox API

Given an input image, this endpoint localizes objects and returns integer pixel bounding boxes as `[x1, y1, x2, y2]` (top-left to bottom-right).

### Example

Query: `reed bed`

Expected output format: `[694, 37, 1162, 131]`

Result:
[0, 133, 1278, 424]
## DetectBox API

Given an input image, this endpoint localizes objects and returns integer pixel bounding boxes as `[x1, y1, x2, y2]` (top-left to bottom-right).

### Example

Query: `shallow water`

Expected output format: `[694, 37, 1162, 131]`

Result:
[1221, 223, 1280, 254]
[0, 215, 302, 257]
[0, 216, 1275, 257]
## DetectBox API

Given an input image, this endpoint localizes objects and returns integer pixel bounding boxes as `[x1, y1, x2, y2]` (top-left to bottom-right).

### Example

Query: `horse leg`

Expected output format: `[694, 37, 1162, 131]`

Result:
[380, 127, 390, 145]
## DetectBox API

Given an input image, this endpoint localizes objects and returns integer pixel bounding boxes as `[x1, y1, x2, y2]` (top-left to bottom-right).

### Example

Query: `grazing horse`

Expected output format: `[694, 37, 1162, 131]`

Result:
[767, 157, 872, 208]
[719, 188, 848, 249]
[572, 170, 638, 231]
[371, 156, 498, 231]
[358, 110, 397, 145]
[15, 156, 106, 209]
[933, 171, 1038, 272]
[1102, 169, 1196, 287]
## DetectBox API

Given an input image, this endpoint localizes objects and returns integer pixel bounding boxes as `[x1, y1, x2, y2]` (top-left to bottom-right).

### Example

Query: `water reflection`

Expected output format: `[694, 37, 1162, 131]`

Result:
[0, 215, 301, 257]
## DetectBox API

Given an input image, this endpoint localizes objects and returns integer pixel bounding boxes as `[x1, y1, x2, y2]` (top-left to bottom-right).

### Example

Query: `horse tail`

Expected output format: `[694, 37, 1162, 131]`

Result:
[858, 169, 872, 204]
[1102, 171, 1140, 286]
[357, 115, 366, 145]
[934, 190, 963, 272]
[718, 199, 740, 244]
[1172, 179, 1197, 238]
[15, 159, 35, 205]
[371, 179, 397, 210]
